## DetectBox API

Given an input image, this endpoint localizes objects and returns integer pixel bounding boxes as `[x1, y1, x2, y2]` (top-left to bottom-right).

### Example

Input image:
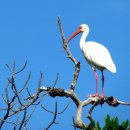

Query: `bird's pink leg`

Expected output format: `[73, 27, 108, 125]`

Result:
[101, 71, 105, 97]
[94, 69, 99, 96]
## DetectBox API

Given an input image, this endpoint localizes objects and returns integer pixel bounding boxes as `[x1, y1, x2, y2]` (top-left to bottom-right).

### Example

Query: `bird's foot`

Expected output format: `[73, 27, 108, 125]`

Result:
[91, 93, 99, 97]
[87, 93, 105, 99]
[100, 94, 105, 98]
[87, 93, 100, 98]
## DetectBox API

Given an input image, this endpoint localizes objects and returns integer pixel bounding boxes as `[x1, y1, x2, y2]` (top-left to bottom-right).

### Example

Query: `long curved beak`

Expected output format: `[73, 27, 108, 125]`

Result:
[67, 28, 81, 43]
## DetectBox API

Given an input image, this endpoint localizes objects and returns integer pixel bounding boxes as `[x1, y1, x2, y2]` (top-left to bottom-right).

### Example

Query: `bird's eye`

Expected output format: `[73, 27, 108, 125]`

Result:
[78, 26, 83, 32]
[79, 26, 82, 29]
[78, 26, 82, 30]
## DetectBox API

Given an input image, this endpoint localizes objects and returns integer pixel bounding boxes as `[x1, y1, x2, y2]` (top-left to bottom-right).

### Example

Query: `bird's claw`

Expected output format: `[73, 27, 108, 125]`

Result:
[87, 93, 105, 98]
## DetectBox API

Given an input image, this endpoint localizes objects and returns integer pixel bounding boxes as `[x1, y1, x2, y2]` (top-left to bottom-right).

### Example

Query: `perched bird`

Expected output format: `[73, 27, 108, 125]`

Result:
[67, 24, 116, 97]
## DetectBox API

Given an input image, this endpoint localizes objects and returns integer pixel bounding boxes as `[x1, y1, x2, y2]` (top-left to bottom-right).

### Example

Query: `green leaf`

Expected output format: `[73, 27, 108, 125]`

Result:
[102, 125, 107, 130]
[112, 117, 119, 129]
[90, 120, 96, 127]
[96, 122, 101, 130]
[87, 120, 96, 130]
[103, 115, 120, 130]
[84, 115, 130, 130]
[121, 120, 129, 129]
[82, 124, 86, 130]
[105, 114, 110, 125]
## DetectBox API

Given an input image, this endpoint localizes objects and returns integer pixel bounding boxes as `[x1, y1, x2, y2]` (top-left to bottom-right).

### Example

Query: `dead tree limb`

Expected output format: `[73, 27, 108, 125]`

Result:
[25, 17, 130, 129]
[57, 17, 130, 128]
[58, 17, 80, 91]
[0, 62, 46, 130]
[43, 101, 69, 130]
[39, 86, 130, 129]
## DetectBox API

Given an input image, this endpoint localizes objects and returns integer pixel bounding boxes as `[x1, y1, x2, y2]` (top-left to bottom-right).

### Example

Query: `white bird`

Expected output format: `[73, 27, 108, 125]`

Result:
[67, 24, 116, 97]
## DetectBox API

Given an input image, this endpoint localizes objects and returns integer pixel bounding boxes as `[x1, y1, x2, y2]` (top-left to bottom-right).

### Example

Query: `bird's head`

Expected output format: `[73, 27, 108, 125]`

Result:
[67, 24, 89, 43]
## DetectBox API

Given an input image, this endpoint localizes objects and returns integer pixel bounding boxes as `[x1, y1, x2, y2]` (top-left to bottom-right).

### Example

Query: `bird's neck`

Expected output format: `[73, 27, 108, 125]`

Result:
[80, 31, 88, 50]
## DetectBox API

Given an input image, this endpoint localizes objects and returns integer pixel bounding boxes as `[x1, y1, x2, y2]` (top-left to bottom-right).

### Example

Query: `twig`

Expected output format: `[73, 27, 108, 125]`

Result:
[18, 108, 27, 130]
[44, 101, 58, 130]
[72, 116, 77, 130]
[19, 71, 31, 94]
[87, 101, 99, 122]
[58, 101, 70, 114]
[38, 72, 43, 88]
[40, 86, 130, 129]
[8, 77, 24, 107]
[58, 17, 76, 64]
[0, 62, 45, 129]
[23, 106, 37, 128]
[58, 17, 81, 91]
[52, 73, 59, 88]
[41, 102, 70, 115]
[14, 61, 27, 75]
[13, 111, 20, 130]
[0, 104, 10, 128]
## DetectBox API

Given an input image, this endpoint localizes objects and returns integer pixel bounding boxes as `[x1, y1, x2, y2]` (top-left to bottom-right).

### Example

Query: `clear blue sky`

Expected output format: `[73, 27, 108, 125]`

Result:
[0, 0, 130, 130]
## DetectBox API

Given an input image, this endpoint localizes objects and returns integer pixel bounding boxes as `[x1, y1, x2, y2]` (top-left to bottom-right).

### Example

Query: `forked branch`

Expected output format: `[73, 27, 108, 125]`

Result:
[39, 86, 130, 129]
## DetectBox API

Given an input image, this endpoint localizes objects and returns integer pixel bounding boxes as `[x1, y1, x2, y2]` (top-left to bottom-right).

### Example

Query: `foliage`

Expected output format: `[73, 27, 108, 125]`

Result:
[82, 114, 130, 130]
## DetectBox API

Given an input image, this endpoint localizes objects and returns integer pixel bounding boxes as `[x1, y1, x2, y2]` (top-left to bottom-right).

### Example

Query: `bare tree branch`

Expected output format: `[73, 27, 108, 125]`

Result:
[44, 101, 58, 130]
[72, 116, 77, 130]
[40, 85, 130, 129]
[18, 108, 27, 130]
[58, 17, 81, 91]
[0, 62, 45, 130]
[14, 61, 27, 75]
[41, 101, 70, 115]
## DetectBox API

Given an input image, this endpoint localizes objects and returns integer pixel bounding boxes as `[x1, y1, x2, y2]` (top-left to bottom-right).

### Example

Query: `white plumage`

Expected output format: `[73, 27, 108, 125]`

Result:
[67, 24, 116, 97]
[82, 41, 116, 73]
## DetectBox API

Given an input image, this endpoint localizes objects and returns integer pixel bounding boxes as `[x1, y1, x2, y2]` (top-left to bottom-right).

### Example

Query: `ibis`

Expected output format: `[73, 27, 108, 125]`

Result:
[67, 24, 116, 97]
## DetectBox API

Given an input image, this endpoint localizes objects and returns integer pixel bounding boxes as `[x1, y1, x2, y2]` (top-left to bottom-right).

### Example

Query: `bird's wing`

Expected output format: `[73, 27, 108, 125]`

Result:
[82, 41, 116, 73]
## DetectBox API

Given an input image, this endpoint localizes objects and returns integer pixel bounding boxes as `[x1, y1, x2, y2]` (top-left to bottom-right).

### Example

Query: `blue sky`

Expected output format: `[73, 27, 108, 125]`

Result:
[0, 0, 130, 129]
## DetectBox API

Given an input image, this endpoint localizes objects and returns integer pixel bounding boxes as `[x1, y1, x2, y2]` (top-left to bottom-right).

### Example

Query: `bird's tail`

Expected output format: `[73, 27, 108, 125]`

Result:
[105, 61, 116, 73]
